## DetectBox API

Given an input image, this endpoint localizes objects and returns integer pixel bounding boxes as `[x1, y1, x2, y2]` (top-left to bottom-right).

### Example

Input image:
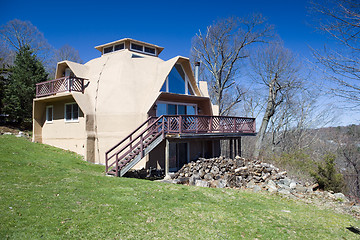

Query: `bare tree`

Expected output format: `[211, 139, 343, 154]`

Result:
[191, 14, 273, 116]
[310, 0, 360, 107]
[46, 44, 83, 78]
[336, 125, 360, 200]
[251, 43, 303, 158]
[55, 44, 83, 63]
[0, 19, 53, 64]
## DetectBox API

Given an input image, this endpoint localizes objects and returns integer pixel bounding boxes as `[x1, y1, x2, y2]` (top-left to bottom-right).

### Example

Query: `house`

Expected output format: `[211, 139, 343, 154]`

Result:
[33, 38, 256, 177]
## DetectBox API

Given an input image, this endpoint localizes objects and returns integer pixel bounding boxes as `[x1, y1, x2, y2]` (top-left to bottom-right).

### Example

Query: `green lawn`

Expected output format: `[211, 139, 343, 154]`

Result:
[0, 135, 359, 239]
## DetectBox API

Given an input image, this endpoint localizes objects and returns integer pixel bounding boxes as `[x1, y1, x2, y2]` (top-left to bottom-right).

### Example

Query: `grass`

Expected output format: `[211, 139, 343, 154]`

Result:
[0, 135, 359, 239]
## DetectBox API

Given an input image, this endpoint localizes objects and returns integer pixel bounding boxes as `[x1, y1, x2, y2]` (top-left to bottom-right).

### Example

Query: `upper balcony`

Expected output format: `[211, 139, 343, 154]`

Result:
[36, 77, 86, 98]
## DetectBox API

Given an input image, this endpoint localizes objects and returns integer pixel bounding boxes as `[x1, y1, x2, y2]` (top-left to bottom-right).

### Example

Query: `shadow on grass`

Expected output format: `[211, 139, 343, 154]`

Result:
[346, 226, 360, 235]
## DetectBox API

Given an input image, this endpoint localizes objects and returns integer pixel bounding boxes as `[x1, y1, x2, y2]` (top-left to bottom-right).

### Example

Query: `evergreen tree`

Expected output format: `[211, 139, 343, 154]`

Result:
[0, 59, 10, 115]
[3, 45, 47, 126]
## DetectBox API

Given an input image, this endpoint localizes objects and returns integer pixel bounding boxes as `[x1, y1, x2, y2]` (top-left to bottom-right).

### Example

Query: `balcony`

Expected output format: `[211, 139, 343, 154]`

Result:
[36, 77, 85, 98]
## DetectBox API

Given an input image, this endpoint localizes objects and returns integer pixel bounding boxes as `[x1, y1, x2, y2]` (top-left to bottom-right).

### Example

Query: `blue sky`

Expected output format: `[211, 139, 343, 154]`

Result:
[1, 0, 318, 62]
[1, 0, 358, 126]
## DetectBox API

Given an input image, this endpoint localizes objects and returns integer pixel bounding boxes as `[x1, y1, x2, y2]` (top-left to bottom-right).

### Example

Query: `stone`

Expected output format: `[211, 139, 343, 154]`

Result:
[246, 179, 256, 189]
[199, 169, 205, 178]
[204, 173, 214, 181]
[278, 178, 291, 186]
[289, 182, 297, 189]
[211, 179, 227, 188]
[235, 166, 248, 173]
[278, 189, 291, 195]
[235, 176, 243, 187]
[189, 174, 200, 186]
[195, 180, 210, 188]
[333, 193, 349, 202]
[211, 166, 219, 175]
[177, 177, 189, 184]
[253, 185, 262, 192]
[294, 186, 307, 194]
[277, 183, 291, 191]
[267, 180, 278, 193]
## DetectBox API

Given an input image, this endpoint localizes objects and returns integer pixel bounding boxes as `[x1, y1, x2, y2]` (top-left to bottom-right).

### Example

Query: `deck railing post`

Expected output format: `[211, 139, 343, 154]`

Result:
[129, 135, 132, 149]
[115, 154, 119, 177]
[105, 154, 108, 172]
[179, 115, 182, 134]
[81, 78, 84, 93]
[233, 118, 236, 132]
[50, 81, 53, 95]
[196, 116, 199, 133]
[209, 117, 213, 133]
[68, 77, 72, 92]
[162, 116, 165, 138]
[140, 134, 144, 158]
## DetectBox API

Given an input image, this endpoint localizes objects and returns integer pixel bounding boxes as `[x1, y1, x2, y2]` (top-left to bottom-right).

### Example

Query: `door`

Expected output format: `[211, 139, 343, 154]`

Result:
[169, 142, 188, 172]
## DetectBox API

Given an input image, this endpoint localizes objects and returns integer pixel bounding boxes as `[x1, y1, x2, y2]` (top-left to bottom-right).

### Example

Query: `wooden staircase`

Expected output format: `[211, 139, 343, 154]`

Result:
[105, 116, 165, 177]
[105, 115, 256, 177]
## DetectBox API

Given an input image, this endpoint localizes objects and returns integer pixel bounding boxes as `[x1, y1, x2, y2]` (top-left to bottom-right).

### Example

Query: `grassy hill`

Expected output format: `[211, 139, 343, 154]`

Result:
[0, 135, 359, 239]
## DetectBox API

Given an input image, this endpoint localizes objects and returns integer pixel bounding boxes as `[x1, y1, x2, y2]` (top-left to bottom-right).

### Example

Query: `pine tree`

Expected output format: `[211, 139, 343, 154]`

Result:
[3, 45, 48, 127]
[0, 59, 10, 115]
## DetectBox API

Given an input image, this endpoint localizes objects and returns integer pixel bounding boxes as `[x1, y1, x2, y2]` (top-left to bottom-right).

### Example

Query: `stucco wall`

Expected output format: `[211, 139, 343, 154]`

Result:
[41, 98, 86, 156]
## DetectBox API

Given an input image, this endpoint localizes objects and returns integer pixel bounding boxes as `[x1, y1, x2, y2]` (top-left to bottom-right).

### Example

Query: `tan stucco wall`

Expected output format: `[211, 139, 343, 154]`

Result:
[34, 43, 215, 167]
[40, 98, 87, 156]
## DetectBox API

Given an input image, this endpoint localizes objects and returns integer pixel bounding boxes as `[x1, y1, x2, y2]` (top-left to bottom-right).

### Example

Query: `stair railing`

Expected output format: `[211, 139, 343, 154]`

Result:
[105, 116, 166, 176]
[105, 115, 255, 176]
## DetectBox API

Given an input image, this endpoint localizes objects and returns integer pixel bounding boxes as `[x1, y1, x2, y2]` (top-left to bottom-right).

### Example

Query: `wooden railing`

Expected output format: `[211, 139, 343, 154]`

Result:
[105, 115, 255, 176]
[36, 77, 85, 97]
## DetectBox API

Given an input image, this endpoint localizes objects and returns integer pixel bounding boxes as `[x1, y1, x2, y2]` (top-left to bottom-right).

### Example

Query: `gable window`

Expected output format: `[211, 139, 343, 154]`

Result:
[65, 103, 79, 122]
[46, 105, 53, 123]
[160, 64, 195, 95]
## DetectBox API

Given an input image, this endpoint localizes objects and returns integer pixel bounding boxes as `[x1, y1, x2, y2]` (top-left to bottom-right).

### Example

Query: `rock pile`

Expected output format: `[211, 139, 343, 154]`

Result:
[166, 156, 360, 218]
[170, 156, 308, 192]
[168, 156, 350, 198]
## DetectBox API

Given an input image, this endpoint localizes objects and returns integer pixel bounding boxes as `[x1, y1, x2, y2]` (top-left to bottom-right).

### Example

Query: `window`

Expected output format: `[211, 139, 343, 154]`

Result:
[129, 42, 156, 56]
[160, 64, 195, 95]
[46, 105, 53, 123]
[114, 43, 124, 51]
[131, 43, 143, 51]
[144, 46, 155, 55]
[156, 102, 197, 116]
[65, 103, 79, 122]
[103, 46, 113, 54]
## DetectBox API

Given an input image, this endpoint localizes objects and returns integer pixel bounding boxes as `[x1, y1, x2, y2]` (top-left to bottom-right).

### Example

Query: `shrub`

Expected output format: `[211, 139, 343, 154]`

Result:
[311, 153, 345, 193]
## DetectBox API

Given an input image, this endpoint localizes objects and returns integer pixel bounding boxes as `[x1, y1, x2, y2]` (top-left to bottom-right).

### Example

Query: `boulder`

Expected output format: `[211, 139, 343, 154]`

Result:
[333, 193, 349, 202]
[195, 180, 210, 188]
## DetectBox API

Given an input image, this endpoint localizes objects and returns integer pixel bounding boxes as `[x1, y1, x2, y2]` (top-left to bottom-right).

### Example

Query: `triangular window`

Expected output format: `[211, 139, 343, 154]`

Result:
[160, 64, 195, 95]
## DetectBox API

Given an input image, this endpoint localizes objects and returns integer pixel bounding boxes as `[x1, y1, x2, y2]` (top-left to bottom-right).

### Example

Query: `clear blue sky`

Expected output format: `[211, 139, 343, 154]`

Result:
[1, 0, 358, 126]
[1, 0, 319, 62]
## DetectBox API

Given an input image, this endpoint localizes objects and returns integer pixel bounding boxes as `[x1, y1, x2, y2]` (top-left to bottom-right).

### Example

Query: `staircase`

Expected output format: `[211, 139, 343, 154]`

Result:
[105, 115, 256, 177]
[105, 116, 166, 177]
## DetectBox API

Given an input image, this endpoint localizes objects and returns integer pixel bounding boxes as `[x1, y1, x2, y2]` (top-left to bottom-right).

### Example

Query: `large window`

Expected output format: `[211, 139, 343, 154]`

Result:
[156, 102, 197, 116]
[46, 105, 53, 123]
[160, 64, 195, 95]
[65, 103, 79, 122]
